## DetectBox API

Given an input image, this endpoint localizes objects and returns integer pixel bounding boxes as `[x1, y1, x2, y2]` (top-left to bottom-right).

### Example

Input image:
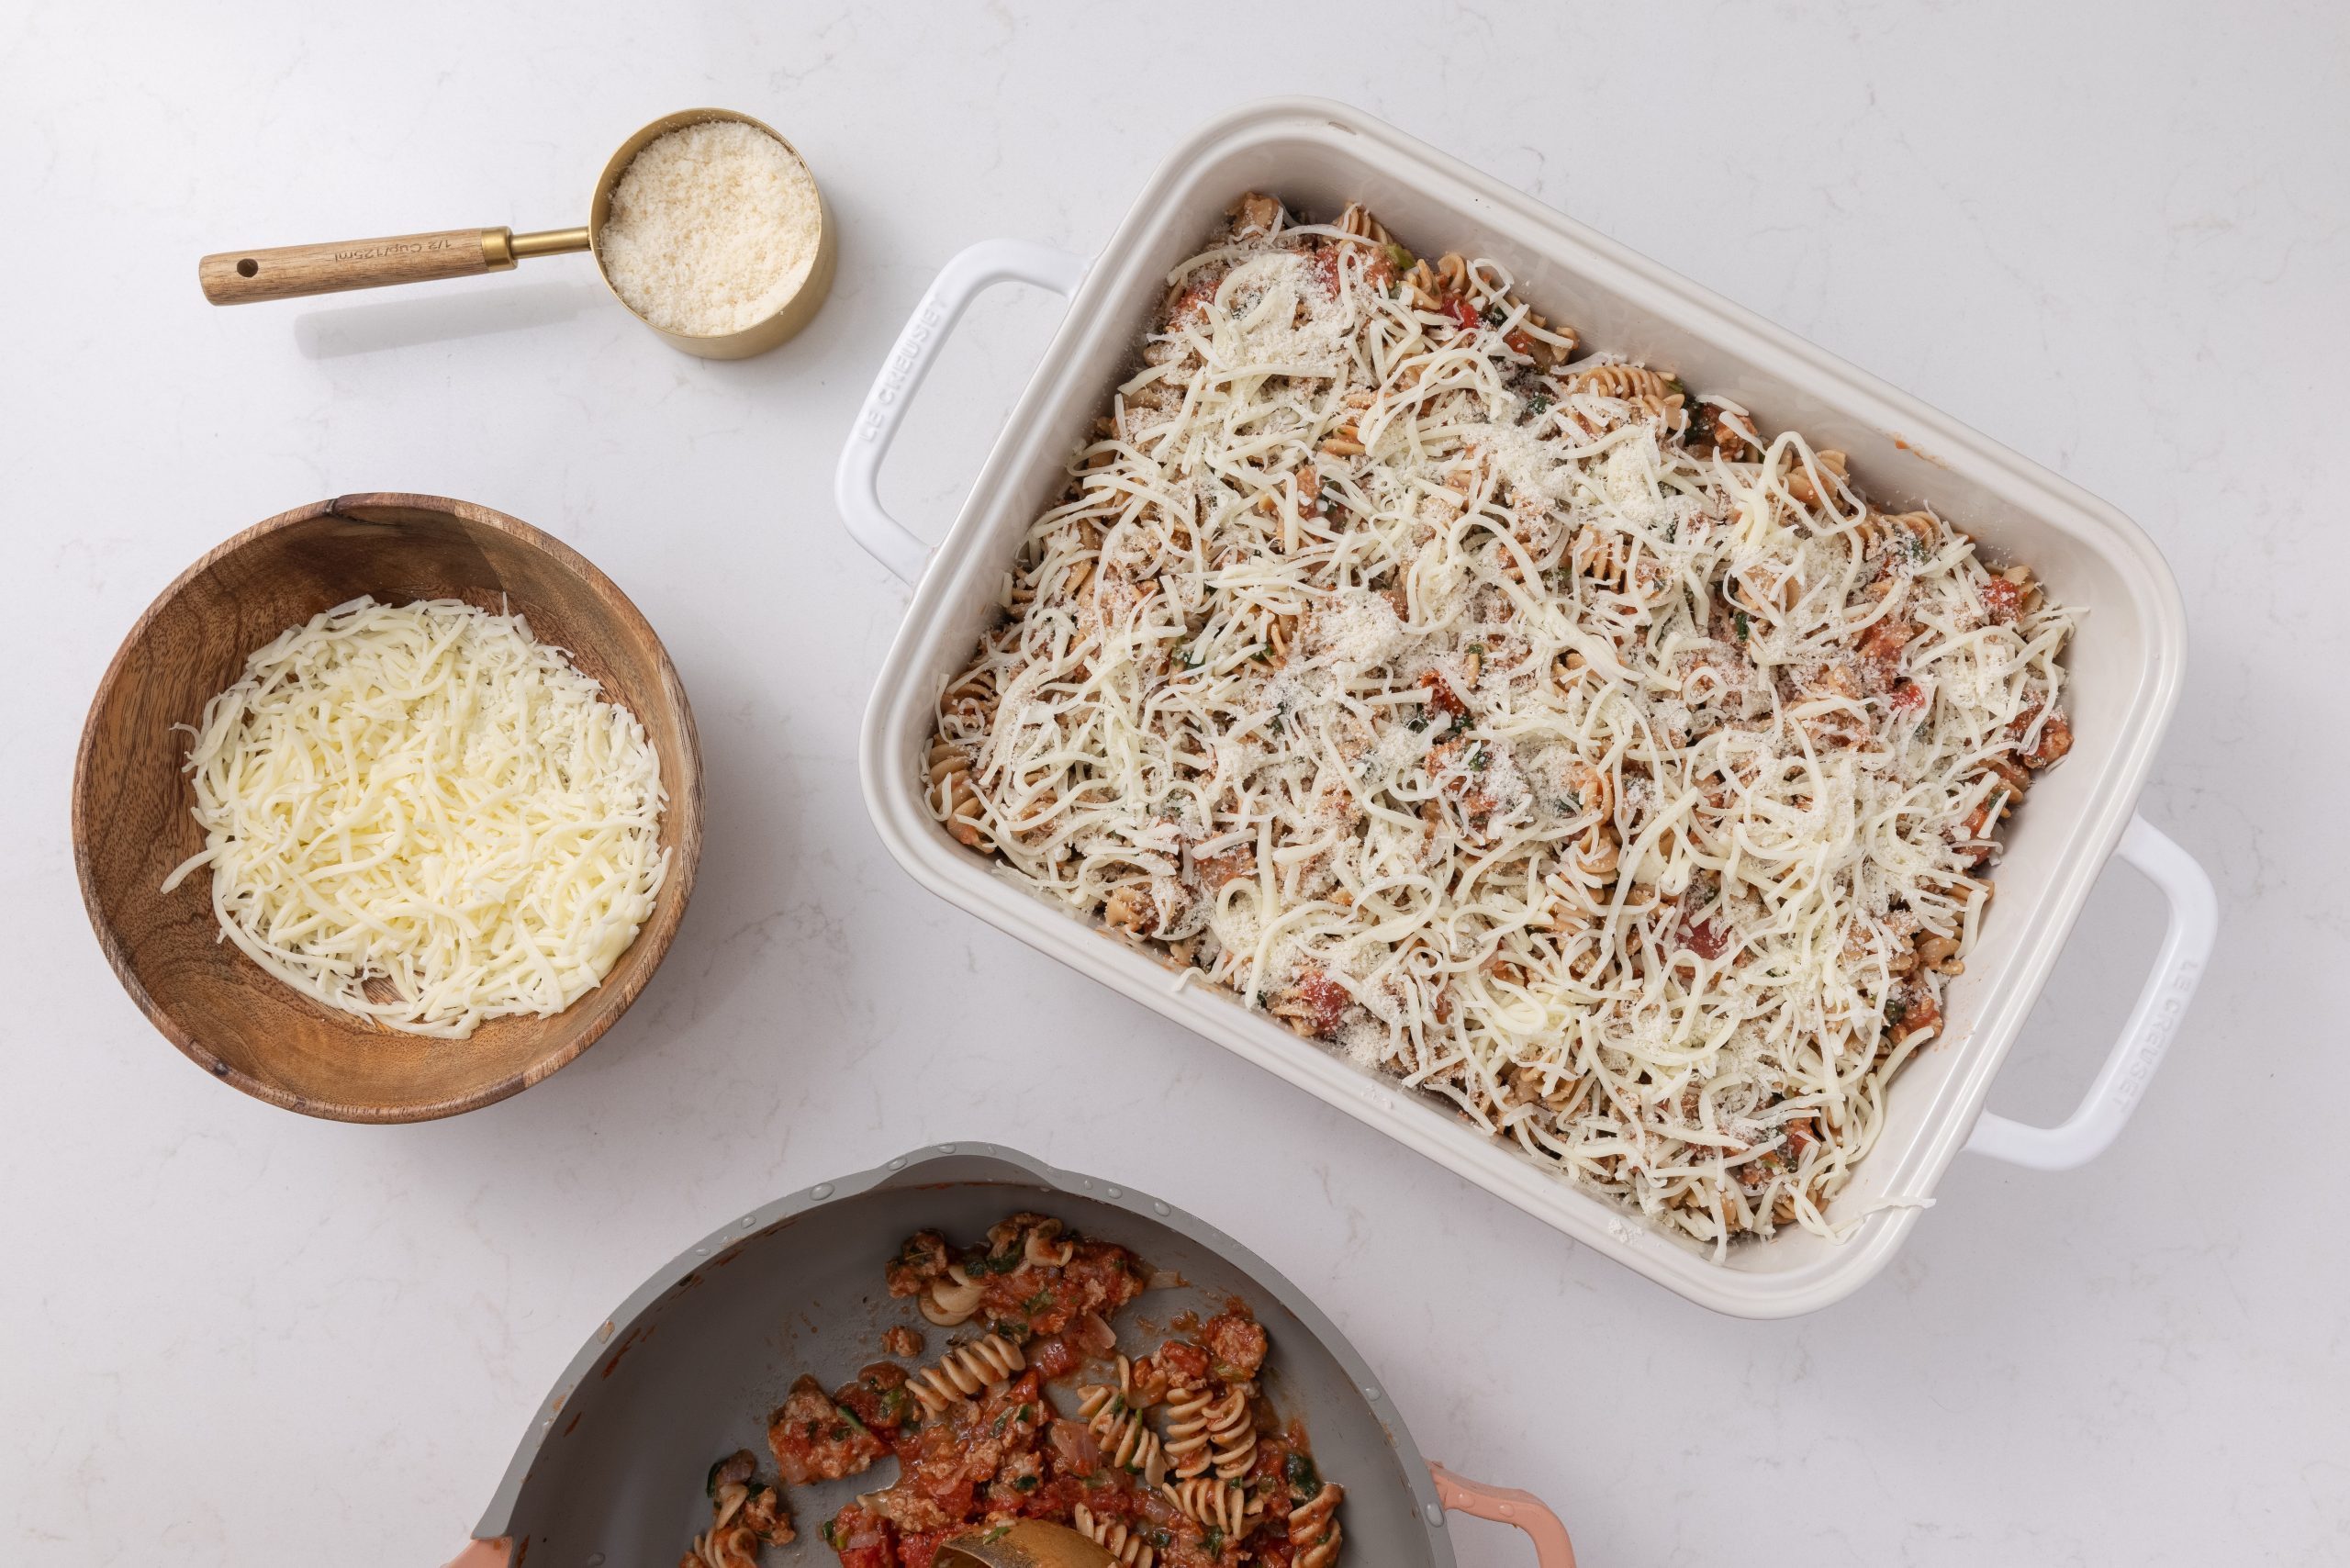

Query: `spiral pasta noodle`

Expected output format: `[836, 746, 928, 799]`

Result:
[1077, 1383, 1169, 1484]
[923, 742, 990, 854]
[1162, 1475, 1255, 1534]
[1072, 1505, 1155, 1566]
[1160, 1383, 1214, 1479]
[1202, 1385, 1255, 1481]
[1290, 1482, 1345, 1568]
[917, 1263, 985, 1327]
[686, 1450, 790, 1568]
[909, 1333, 1024, 1415]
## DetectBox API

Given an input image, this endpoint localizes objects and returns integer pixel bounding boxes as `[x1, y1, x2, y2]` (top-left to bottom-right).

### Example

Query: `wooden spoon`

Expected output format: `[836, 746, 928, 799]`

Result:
[935, 1521, 1113, 1568]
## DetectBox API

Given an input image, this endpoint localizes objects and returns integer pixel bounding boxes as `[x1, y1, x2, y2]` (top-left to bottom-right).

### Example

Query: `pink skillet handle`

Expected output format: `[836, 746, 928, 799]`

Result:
[1429, 1462, 1578, 1566]
[440, 1540, 510, 1568]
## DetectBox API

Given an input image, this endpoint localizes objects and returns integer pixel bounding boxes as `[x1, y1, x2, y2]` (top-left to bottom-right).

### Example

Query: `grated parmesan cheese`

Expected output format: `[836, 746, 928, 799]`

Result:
[162, 597, 669, 1038]
[597, 119, 822, 336]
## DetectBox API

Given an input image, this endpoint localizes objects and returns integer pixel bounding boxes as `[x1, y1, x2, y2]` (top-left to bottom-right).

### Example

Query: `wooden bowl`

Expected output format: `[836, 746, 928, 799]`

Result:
[72, 494, 703, 1123]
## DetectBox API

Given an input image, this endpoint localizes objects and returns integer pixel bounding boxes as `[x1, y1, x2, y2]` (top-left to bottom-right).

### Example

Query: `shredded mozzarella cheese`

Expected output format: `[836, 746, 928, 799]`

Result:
[927, 198, 2076, 1248]
[162, 597, 669, 1038]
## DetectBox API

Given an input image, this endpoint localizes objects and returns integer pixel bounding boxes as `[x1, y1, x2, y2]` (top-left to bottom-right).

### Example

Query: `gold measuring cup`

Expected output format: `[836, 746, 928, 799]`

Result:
[196, 107, 834, 359]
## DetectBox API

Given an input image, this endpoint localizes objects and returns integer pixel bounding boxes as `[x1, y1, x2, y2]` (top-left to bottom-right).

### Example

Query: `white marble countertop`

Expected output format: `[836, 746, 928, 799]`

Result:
[6, 4, 2344, 1563]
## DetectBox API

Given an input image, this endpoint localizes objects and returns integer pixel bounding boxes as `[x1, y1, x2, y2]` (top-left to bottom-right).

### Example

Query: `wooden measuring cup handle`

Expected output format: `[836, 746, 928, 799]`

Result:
[197, 227, 518, 304]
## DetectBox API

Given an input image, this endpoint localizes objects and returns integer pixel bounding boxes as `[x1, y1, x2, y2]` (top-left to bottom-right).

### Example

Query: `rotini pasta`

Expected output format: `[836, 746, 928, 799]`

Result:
[1073, 1505, 1156, 1566]
[1077, 1383, 1169, 1484]
[1203, 1385, 1256, 1482]
[917, 1263, 985, 1327]
[1160, 1382, 1215, 1479]
[1162, 1475, 1256, 1534]
[724, 1214, 1339, 1567]
[1289, 1481, 1345, 1568]
[923, 194, 2076, 1249]
[679, 1450, 791, 1568]
[908, 1333, 1025, 1416]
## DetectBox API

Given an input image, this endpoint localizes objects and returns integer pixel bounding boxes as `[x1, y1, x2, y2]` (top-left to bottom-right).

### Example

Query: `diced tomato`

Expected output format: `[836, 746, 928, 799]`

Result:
[1153, 1339, 1211, 1388]
[1286, 972, 1352, 1036]
[1442, 295, 1482, 332]
[2022, 710, 2073, 767]
[1416, 668, 1467, 720]
[1890, 680, 1926, 714]
[1256, 1543, 1300, 1568]
[897, 1531, 950, 1568]
[1887, 981, 1942, 1044]
[1505, 329, 1534, 356]
[1309, 246, 1341, 297]
[1678, 915, 1730, 960]
[1167, 275, 1219, 329]
[1857, 617, 1914, 694]
[1026, 1331, 1083, 1383]
[825, 1503, 895, 1568]
[1024, 1472, 1094, 1519]
[1981, 577, 2023, 624]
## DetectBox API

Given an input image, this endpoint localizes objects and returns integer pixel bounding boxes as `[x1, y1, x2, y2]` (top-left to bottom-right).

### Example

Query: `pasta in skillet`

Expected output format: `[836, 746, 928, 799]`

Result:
[692, 1213, 1342, 1568]
[923, 195, 2076, 1249]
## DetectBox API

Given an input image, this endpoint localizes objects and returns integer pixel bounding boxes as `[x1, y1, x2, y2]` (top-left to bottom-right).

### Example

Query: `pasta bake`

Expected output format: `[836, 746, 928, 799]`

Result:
[924, 195, 2075, 1248]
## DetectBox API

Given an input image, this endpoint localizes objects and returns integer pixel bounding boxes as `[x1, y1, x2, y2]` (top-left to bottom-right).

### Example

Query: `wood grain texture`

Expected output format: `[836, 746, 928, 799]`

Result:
[198, 229, 509, 304]
[72, 494, 703, 1123]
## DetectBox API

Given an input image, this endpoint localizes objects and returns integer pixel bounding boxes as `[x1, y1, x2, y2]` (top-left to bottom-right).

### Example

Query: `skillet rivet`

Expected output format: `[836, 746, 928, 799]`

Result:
[1425, 1503, 1444, 1526]
[1105, 1186, 1122, 1198]
[888, 1159, 906, 1170]
[1153, 1202, 1169, 1215]
[811, 1183, 834, 1200]
[1364, 1386, 1380, 1401]
[937, 1143, 956, 1152]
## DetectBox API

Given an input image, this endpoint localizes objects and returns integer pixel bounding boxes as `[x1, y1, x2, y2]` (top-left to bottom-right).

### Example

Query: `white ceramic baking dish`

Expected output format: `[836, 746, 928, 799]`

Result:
[840, 99, 2215, 1318]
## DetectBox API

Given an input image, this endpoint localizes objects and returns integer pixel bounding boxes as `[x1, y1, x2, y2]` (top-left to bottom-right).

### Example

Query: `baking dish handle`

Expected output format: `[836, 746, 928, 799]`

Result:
[1429, 1462, 1577, 1565]
[1966, 813, 2215, 1170]
[835, 239, 1091, 586]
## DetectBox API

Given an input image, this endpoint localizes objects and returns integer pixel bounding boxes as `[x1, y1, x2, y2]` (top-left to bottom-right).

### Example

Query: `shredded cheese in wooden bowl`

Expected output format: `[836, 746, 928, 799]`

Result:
[162, 596, 669, 1038]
